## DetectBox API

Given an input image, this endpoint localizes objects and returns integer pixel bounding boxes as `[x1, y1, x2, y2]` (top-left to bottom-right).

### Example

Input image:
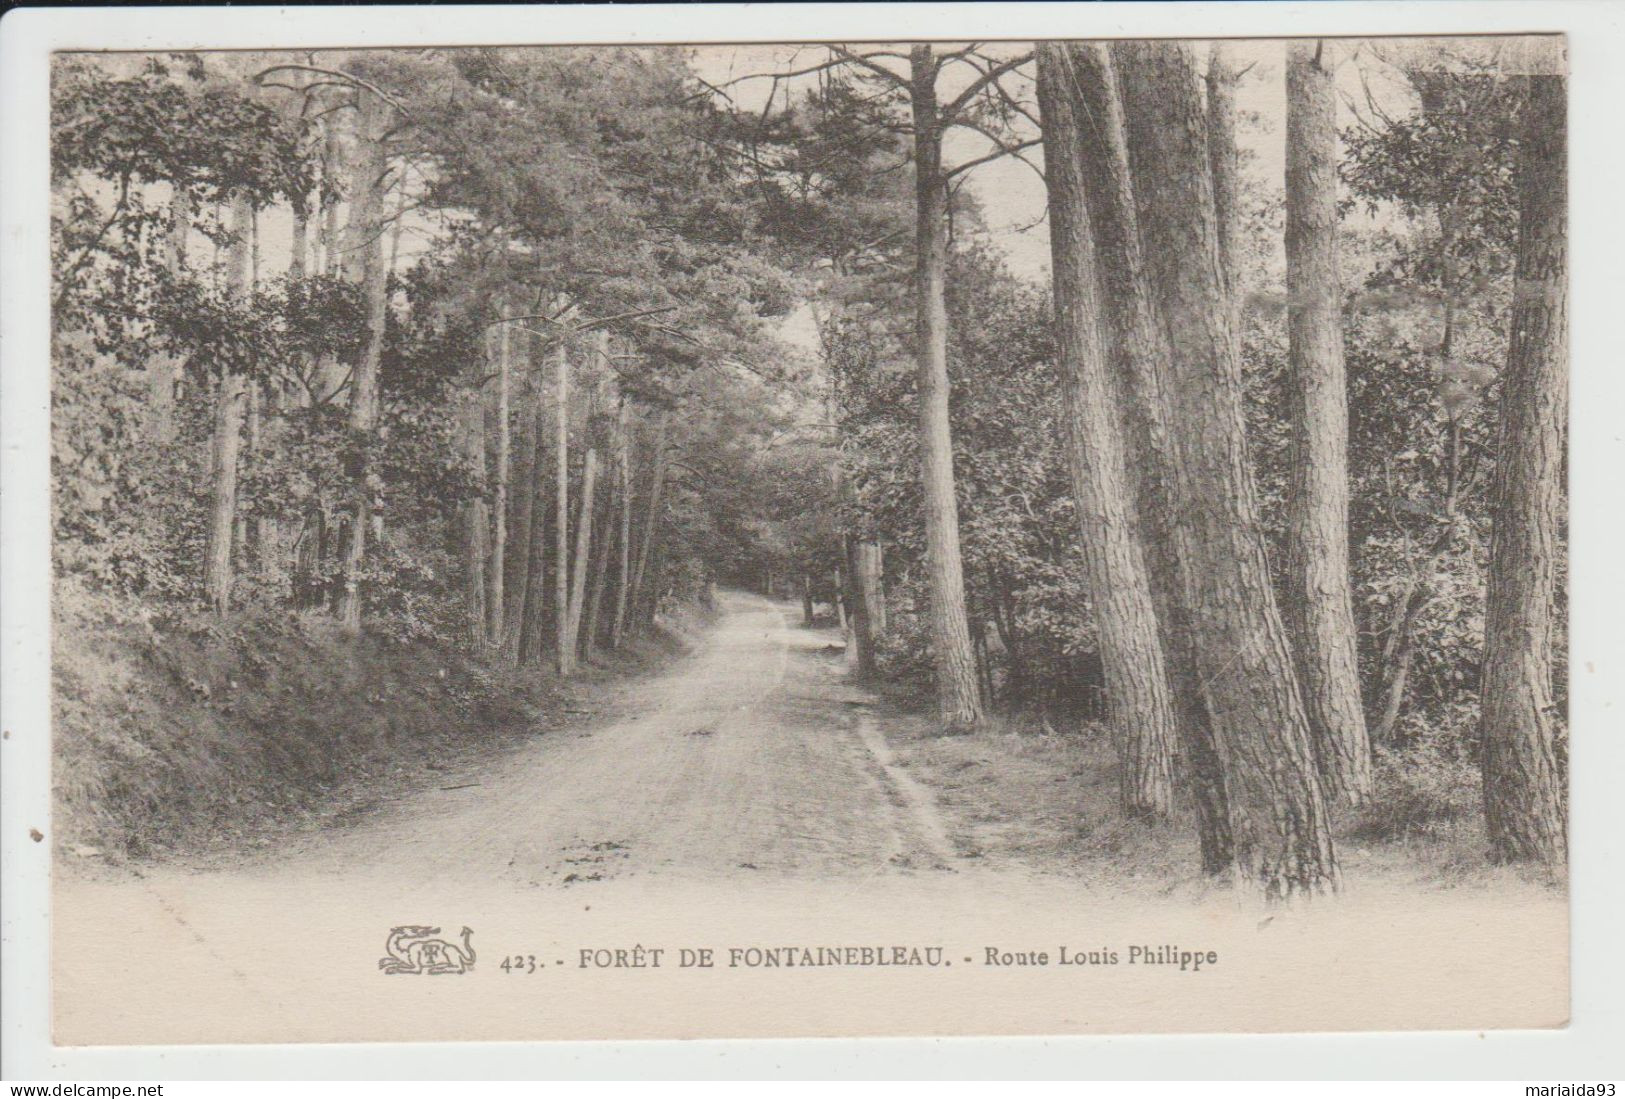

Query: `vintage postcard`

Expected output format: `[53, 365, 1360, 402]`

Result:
[13, 10, 1579, 1049]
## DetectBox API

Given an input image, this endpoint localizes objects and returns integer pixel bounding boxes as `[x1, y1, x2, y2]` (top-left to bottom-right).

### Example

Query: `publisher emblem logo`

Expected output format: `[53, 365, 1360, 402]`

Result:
[378, 925, 476, 974]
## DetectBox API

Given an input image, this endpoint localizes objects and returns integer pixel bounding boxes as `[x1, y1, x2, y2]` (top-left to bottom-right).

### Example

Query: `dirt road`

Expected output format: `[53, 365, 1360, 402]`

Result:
[265, 591, 964, 887]
[49, 592, 1568, 1044]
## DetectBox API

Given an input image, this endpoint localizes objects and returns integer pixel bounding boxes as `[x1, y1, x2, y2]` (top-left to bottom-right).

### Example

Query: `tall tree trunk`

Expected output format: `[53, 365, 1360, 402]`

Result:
[858, 538, 888, 635]
[241, 372, 261, 563]
[563, 448, 599, 668]
[309, 126, 344, 614]
[909, 44, 983, 731]
[242, 209, 275, 568]
[486, 313, 511, 644]
[148, 186, 191, 443]
[626, 410, 669, 638]
[285, 194, 324, 608]
[1037, 44, 1179, 819]
[368, 186, 407, 549]
[1064, 43, 1233, 869]
[386, 179, 406, 282]
[846, 540, 878, 677]
[582, 473, 614, 660]
[309, 111, 348, 413]
[202, 192, 253, 615]
[610, 396, 635, 651]
[1480, 73, 1568, 866]
[554, 342, 574, 675]
[577, 334, 615, 658]
[1115, 41, 1338, 899]
[517, 420, 552, 668]
[802, 574, 816, 628]
[320, 113, 344, 277]
[1282, 41, 1374, 805]
[642, 538, 668, 630]
[459, 374, 490, 650]
[1206, 41, 1242, 317]
[236, 210, 262, 568]
[334, 106, 390, 631]
[501, 330, 539, 661]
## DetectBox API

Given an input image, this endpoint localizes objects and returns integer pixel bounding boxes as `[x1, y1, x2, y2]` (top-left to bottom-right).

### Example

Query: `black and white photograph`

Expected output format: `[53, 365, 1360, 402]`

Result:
[5, 5, 1608, 1067]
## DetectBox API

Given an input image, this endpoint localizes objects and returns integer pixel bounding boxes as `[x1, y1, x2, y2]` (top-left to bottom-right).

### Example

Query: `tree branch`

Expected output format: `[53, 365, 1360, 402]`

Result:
[705, 53, 856, 92]
[254, 64, 417, 125]
[961, 54, 1042, 131]
[932, 43, 985, 72]
[945, 133, 1044, 182]
[942, 51, 1035, 122]
[828, 46, 913, 91]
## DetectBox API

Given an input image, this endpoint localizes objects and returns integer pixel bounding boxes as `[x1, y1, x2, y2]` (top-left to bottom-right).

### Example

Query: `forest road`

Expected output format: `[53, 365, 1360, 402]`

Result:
[51, 593, 1571, 1045]
[242, 589, 965, 889]
[54, 591, 1014, 1044]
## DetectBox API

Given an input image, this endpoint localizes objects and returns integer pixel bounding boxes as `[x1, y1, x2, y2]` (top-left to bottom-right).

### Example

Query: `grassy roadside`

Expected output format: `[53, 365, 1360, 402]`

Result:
[51, 580, 708, 870]
[846, 648, 1564, 898]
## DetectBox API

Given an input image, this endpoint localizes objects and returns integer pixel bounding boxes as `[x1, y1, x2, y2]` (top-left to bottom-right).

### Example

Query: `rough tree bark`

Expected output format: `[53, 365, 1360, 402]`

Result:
[1036, 43, 1178, 819]
[1480, 73, 1568, 866]
[1064, 42, 1234, 871]
[909, 44, 984, 731]
[1281, 41, 1374, 805]
[202, 192, 253, 615]
[335, 94, 391, 632]
[1115, 40, 1339, 899]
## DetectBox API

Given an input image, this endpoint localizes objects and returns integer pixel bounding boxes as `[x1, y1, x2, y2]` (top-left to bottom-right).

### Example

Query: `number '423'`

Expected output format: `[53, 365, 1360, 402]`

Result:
[500, 954, 539, 974]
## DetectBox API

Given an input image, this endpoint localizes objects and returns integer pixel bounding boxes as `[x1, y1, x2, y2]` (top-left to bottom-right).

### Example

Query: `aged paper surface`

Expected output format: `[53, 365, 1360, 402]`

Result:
[37, 23, 1570, 1046]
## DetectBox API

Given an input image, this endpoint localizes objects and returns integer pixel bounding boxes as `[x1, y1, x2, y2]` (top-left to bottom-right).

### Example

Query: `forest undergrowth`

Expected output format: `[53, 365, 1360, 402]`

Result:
[51, 580, 710, 867]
